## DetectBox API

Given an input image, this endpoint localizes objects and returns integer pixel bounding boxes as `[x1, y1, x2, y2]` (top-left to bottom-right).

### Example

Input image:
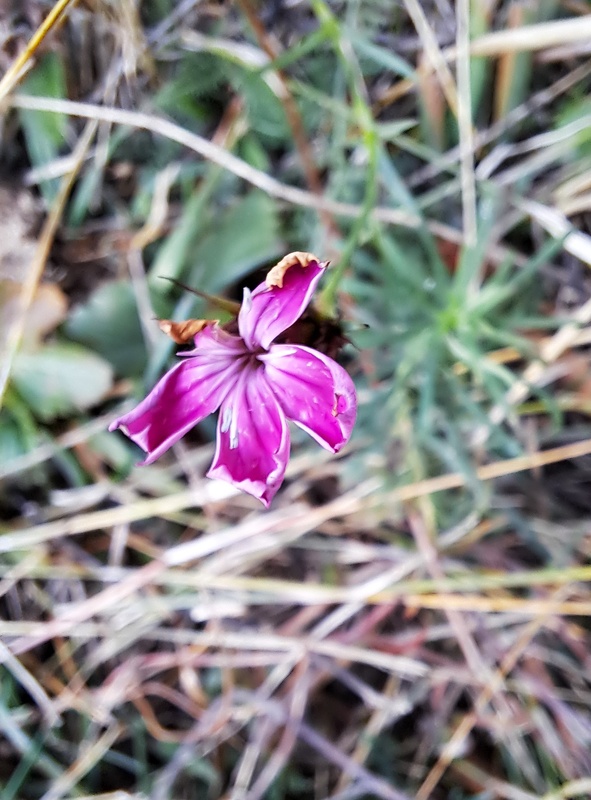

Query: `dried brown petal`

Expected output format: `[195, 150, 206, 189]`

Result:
[266, 251, 322, 289]
[158, 318, 215, 344]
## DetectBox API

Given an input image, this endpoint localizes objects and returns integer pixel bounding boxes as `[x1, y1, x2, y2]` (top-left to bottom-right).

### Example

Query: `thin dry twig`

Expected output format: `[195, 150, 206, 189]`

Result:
[0, 0, 78, 102]
[7, 93, 417, 227]
[456, 0, 477, 250]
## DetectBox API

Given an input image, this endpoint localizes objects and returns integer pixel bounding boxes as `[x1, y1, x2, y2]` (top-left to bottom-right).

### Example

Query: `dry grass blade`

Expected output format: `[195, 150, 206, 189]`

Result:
[416, 589, 570, 800]
[389, 436, 591, 501]
[379, 15, 591, 109]
[403, 594, 591, 616]
[0, 639, 57, 723]
[230, 660, 311, 800]
[456, 0, 477, 250]
[0, 0, 78, 102]
[4, 439, 591, 555]
[542, 780, 591, 800]
[2, 561, 589, 611]
[1, 483, 235, 553]
[408, 59, 591, 187]
[402, 0, 459, 116]
[465, 14, 591, 57]
[38, 724, 122, 800]
[6, 624, 428, 678]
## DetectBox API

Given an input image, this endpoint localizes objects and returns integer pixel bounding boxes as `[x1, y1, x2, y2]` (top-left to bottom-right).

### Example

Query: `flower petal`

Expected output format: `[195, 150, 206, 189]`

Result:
[207, 368, 290, 507]
[110, 325, 247, 464]
[181, 323, 250, 356]
[260, 344, 356, 452]
[238, 258, 326, 350]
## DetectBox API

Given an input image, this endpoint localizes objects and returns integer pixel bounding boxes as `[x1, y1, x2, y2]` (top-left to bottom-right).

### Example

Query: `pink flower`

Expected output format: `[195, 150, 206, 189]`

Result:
[110, 253, 357, 506]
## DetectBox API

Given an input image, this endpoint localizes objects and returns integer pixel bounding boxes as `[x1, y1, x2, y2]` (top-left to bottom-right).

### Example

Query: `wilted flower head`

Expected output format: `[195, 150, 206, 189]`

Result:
[110, 252, 357, 506]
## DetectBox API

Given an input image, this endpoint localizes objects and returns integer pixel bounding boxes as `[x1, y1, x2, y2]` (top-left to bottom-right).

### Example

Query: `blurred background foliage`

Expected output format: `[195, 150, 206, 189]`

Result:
[2, 1, 591, 799]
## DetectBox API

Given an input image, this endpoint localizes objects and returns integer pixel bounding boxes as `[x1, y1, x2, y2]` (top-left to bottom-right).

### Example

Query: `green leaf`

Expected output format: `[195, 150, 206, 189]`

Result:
[64, 281, 147, 377]
[2, 388, 39, 458]
[348, 33, 414, 79]
[89, 430, 135, 472]
[12, 344, 113, 422]
[19, 53, 68, 203]
[188, 191, 283, 292]
[0, 413, 27, 462]
[154, 52, 226, 120]
[148, 180, 216, 287]
[554, 96, 591, 157]
[231, 67, 289, 144]
[375, 119, 417, 141]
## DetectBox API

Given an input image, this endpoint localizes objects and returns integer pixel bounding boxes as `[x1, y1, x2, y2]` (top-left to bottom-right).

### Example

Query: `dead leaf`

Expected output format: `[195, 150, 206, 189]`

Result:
[0, 280, 68, 353]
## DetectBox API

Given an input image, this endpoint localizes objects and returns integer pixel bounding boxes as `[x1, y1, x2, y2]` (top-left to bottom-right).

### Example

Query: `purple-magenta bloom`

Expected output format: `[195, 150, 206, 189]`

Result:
[110, 253, 357, 506]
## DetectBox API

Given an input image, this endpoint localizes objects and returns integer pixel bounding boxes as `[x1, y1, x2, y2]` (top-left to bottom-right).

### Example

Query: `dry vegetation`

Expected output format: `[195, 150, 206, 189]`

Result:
[2, 1, 591, 798]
